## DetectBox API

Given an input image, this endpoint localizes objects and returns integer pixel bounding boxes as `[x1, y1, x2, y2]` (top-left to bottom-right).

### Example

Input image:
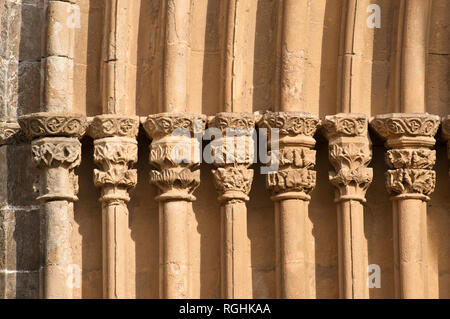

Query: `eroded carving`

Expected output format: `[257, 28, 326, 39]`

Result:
[323, 114, 373, 203]
[258, 111, 319, 201]
[212, 167, 254, 203]
[208, 113, 256, 203]
[31, 137, 82, 202]
[0, 122, 27, 145]
[371, 113, 439, 200]
[32, 138, 81, 169]
[143, 113, 206, 201]
[93, 138, 138, 204]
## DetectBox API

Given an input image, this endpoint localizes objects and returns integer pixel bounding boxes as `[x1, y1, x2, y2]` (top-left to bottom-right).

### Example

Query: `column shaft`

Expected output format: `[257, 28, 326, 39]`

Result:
[159, 201, 190, 298]
[163, 0, 190, 112]
[102, 204, 129, 298]
[371, 113, 440, 299]
[221, 201, 251, 298]
[89, 116, 139, 299]
[337, 200, 367, 298]
[323, 114, 372, 299]
[259, 112, 320, 299]
[42, 200, 74, 298]
[275, 199, 315, 298]
[400, 0, 432, 112]
[143, 113, 206, 299]
[393, 199, 427, 298]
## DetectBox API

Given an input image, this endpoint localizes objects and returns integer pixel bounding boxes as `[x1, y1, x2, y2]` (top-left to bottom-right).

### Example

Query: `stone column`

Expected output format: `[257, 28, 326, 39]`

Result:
[323, 114, 373, 298]
[208, 112, 255, 298]
[88, 115, 139, 298]
[43, 0, 76, 113]
[143, 113, 206, 299]
[258, 111, 320, 299]
[18, 113, 87, 299]
[442, 116, 450, 170]
[371, 113, 440, 299]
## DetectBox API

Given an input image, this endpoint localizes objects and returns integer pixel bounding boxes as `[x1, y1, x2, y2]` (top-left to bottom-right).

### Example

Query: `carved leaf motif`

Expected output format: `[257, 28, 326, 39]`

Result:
[32, 141, 81, 169]
[94, 168, 137, 188]
[266, 168, 316, 194]
[212, 167, 254, 195]
[386, 169, 436, 196]
[150, 168, 201, 195]
[329, 143, 371, 170]
[386, 149, 435, 169]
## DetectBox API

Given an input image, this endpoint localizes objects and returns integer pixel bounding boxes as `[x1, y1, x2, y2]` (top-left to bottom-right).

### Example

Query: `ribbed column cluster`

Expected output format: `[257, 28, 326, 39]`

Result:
[10, 110, 447, 299]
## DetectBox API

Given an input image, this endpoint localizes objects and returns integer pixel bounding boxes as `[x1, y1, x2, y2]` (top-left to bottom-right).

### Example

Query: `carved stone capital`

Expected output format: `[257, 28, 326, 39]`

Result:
[258, 111, 320, 201]
[89, 114, 139, 139]
[323, 113, 369, 138]
[370, 113, 439, 200]
[212, 167, 254, 203]
[93, 137, 138, 204]
[143, 113, 206, 201]
[370, 113, 440, 148]
[323, 114, 373, 203]
[18, 112, 88, 140]
[266, 168, 316, 201]
[31, 137, 82, 202]
[208, 113, 256, 203]
[0, 122, 27, 145]
[258, 111, 320, 137]
[142, 112, 206, 140]
[150, 168, 200, 202]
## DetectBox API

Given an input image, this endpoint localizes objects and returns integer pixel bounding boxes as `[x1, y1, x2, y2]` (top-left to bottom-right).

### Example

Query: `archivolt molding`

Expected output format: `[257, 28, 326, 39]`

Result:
[370, 113, 440, 201]
[143, 113, 206, 202]
[208, 113, 256, 203]
[258, 111, 320, 201]
[323, 114, 373, 203]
